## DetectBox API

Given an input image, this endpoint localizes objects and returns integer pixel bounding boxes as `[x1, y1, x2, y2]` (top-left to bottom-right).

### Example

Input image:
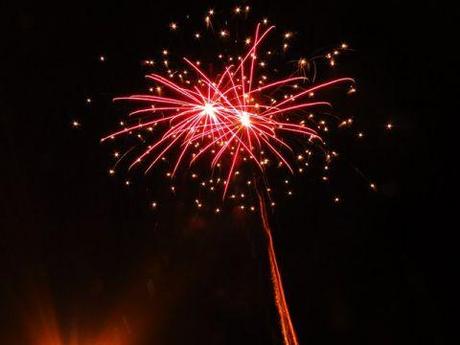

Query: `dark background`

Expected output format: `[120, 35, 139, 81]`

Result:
[1, 1, 455, 344]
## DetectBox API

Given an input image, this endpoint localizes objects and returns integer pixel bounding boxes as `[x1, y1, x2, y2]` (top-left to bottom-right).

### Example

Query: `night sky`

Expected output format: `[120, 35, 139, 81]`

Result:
[1, 1, 455, 344]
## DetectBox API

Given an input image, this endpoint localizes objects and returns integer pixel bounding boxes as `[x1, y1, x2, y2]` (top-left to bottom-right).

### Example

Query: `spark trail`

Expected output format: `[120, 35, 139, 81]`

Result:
[259, 193, 299, 345]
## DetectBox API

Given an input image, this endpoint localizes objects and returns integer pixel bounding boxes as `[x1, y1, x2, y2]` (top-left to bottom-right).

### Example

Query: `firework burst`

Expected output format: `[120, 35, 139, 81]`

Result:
[102, 20, 354, 210]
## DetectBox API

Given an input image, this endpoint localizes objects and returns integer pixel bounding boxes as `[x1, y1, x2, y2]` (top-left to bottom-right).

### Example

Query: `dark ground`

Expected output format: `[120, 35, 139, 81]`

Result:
[0, 1, 456, 344]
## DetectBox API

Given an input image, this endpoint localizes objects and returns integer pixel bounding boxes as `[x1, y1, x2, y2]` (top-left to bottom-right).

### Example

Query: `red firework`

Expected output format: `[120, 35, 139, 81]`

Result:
[101, 23, 353, 203]
[102, 10, 355, 345]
